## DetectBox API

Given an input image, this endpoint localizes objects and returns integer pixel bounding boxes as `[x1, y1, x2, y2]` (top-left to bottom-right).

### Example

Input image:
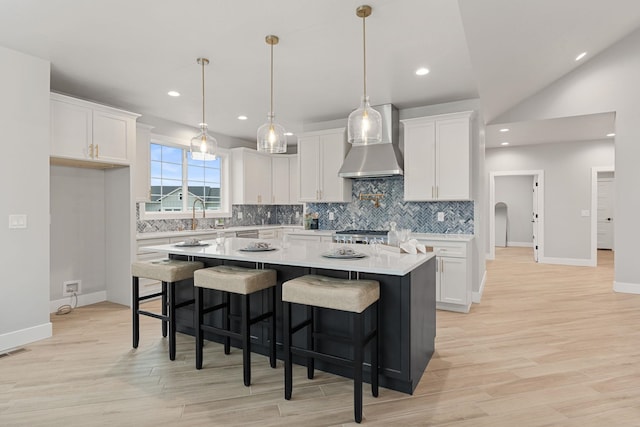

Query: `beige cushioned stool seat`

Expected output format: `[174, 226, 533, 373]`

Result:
[132, 259, 204, 283]
[194, 265, 277, 295]
[282, 275, 379, 313]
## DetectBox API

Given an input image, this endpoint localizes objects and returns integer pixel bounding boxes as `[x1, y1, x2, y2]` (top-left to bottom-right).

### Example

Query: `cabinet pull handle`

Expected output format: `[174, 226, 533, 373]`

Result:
[436, 186, 438, 199]
[258, 195, 262, 204]
[95, 144, 99, 158]
[431, 186, 435, 198]
[89, 144, 94, 158]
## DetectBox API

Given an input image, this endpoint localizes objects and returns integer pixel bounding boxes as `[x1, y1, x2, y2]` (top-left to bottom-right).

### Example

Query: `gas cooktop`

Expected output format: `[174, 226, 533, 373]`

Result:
[335, 229, 388, 236]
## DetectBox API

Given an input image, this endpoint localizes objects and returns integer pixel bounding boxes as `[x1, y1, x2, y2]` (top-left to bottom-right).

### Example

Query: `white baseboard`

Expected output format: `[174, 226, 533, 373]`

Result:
[50, 290, 107, 313]
[473, 271, 487, 303]
[538, 256, 595, 267]
[486, 252, 494, 261]
[507, 241, 533, 248]
[613, 281, 640, 294]
[0, 322, 52, 353]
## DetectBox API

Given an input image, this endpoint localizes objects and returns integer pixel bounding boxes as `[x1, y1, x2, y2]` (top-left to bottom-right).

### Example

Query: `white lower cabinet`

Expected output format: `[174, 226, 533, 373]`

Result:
[420, 239, 472, 313]
[286, 233, 334, 243]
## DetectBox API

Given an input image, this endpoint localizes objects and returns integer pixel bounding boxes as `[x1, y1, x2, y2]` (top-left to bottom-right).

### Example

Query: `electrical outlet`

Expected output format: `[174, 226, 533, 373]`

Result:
[63, 280, 81, 296]
[437, 212, 445, 222]
[267, 211, 271, 218]
[237, 212, 243, 220]
[329, 212, 335, 221]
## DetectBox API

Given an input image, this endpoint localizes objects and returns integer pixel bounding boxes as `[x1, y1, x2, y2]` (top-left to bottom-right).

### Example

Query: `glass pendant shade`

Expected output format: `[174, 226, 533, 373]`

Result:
[257, 113, 287, 153]
[190, 124, 217, 161]
[347, 96, 382, 144]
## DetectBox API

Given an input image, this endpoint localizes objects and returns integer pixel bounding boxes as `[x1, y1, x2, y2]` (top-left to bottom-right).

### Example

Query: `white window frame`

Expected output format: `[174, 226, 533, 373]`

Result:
[140, 134, 231, 220]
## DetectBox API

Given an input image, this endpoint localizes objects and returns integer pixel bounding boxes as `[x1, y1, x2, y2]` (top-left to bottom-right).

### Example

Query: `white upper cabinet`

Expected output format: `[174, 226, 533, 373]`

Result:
[272, 155, 291, 204]
[289, 155, 299, 203]
[402, 111, 473, 201]
[231, 148, 272, 204]
[297, 128, 351, 203]
[50, 93, 139, 165]
[133, 123, 154, 202]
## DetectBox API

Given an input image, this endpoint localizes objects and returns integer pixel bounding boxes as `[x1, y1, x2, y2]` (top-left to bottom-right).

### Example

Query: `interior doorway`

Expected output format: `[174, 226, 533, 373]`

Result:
[591, 167, 615, 265]
[489, 170, 544, 261]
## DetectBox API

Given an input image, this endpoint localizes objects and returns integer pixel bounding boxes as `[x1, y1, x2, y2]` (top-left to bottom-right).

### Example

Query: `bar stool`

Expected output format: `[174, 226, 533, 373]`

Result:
[193, 265, 277, 386]
[282, 274, 380, 424]
[131, 259, 204, 360]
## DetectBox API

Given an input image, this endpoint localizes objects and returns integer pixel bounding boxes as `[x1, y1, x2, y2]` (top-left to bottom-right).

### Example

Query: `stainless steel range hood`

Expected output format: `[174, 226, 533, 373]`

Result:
[338, 104, 403, 178]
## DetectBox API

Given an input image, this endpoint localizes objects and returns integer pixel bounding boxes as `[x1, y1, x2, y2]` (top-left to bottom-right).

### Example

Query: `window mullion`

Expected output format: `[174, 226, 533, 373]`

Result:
[182, 149, 188, 212]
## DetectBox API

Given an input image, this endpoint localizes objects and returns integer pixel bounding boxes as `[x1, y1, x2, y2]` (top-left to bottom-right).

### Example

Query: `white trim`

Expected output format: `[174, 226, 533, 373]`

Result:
[49, 290, 107, 313]
[613, 281, 640, 294]
[485, 251, 494, 261]
[472, 270, 487, 303]
[590, 166, 615, 267]
[538, 256, 594, 267]
[0, 323, 52, 353]
[507, 241, 533, 247]
[489, 170, 545, 261]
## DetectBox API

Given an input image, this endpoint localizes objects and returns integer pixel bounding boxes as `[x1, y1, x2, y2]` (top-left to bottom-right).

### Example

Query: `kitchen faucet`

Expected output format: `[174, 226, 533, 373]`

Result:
[192, 198, 205, 230]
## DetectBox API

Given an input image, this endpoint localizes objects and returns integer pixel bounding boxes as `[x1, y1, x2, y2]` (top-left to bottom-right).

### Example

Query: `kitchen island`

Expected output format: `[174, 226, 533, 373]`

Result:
[142, 238, 436, 394]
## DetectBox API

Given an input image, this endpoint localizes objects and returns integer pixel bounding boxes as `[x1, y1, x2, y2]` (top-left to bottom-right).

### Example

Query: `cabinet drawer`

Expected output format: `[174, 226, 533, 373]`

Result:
[419, 240, 467, 258]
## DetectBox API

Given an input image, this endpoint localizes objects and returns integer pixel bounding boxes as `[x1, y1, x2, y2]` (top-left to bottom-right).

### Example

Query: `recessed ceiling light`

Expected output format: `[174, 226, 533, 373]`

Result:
[575, 52, 587, 61]
[607, 133, 616, 137]
[284, 132, 293, 136]
[237, 115, 248, 120]
[499, 128, 510, 132]
[167, 91, 180, 97]
[415, 67, 430, 76]
[501, 142, 509, 146]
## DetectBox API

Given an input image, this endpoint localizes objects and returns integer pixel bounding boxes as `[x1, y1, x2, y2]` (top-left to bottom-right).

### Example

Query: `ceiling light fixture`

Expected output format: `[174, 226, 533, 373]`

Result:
[257, 35, 287, 153]
[575, 52, 587, 61]
[501, 142, 509, 146]
[284, 132, 293, 136]
[347, 5, 382, 145]
[167, 90, 180, 97]
[499, 128, 510, 132]
[238, 115, 248, 120]
[189, 58, 217, 161]
[415, 67, 430, 76]
[607, 133, 616, 137]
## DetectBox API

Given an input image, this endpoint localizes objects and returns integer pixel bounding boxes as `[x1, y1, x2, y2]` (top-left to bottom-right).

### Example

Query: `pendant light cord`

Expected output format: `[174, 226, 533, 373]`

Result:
[270, 40, 274, 121]
[362, 13, 367, 99]
[201, 59, 206, 126]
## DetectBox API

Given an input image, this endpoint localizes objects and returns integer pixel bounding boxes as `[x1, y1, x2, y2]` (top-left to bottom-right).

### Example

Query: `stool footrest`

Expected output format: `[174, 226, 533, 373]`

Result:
[174, 298, 195, 309]
[291, 318, 312, 335]
[203, 301, 227, 315]
[138, 310, 168, 322]
[291, 346, 353, 368]
[138, 292, 163, 302]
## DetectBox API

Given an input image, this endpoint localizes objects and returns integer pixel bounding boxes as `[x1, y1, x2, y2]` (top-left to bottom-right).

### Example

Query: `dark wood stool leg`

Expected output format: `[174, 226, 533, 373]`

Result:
[132, 276, 140, 348]
[168, 281, 176, 361]
[307, 305, 315, 379]
[223, 291, 231, 355]
[241, 293, 251, 387]
[269, 286, 276, 368]
[354, 312, 364, 423]
[371, 301, 379, 397]
[283, 301, 292, 400]
[161, 281, 168, 337]
[195, 286, 204, 369]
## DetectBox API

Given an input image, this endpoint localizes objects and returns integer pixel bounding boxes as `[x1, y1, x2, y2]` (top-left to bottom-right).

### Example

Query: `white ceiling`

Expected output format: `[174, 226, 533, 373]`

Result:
[1, 0, 639, 146]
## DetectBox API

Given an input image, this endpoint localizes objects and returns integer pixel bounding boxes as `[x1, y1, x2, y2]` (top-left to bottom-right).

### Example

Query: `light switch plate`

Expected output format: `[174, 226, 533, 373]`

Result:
[237, 212, 243, 220]
[328, 212, 335, 221]
[437, 212, 445, 222]
[9, 214, 27, 229]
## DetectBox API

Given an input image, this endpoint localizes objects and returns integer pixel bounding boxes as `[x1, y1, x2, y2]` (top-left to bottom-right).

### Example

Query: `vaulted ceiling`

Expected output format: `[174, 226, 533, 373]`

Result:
[1, 0, 639, 146]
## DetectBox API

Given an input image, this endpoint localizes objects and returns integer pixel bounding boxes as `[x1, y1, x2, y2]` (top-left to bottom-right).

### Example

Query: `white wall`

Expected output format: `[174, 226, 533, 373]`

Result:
[0, 46, 51, 352]
[50, 166, 106, 300]
[495, 26, 640, 292]
[494, 175, 534, 246]
[487, 140, 614, 261]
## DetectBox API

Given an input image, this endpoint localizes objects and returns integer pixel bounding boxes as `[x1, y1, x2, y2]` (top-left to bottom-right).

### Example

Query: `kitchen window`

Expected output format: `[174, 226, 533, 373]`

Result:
[141, 139, 230, 219]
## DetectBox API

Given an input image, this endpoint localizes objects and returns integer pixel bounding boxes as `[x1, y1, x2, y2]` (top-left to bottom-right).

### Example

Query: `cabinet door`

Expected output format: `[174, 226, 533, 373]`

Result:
[289, 155, 299, 203]
[92, 110, 131, 164]
[403, 120, 436, 201]
[319, 130, 351, 202]
[50, 98, 91, 159]
[435, 117, 470, 200]
[244, 150, 272, 204]
[439, 256, 467, 305]
[271, 156, 290, 204]
[298, 136, 320, 202]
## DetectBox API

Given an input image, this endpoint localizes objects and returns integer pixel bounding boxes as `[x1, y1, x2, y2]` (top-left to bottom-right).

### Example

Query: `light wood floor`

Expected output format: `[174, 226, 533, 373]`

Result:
[2, 248, 639, 426]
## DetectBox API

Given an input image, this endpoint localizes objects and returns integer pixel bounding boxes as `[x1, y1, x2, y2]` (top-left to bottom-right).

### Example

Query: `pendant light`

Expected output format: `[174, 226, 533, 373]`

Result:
[190, 58, 217, 161]
[257, 35, 287, 153]
[347, 5, 382, 145]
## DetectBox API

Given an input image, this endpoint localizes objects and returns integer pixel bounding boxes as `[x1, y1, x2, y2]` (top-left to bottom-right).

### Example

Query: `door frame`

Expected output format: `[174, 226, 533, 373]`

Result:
[590, 166, 615, 266]
[489, 170, 545, 261]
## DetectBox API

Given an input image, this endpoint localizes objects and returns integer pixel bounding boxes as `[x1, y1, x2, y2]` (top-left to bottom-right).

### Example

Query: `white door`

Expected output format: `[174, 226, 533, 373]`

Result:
[597, 178, 615, 250]
[532, 177, 539, 262]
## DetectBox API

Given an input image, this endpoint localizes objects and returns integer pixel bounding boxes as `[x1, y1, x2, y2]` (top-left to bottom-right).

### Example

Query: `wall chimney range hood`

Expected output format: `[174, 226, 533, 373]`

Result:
[338, 103, 403, 178]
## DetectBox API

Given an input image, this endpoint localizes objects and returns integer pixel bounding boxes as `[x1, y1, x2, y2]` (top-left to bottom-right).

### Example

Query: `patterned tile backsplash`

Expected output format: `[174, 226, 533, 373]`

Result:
[306, 177, 474, 234]
[136, 204, 303, 233]
[137, 177, 473, 234]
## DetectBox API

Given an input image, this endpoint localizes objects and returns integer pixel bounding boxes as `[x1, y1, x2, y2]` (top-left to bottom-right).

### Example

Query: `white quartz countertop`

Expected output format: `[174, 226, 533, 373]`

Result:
[141, 237, 434, 276]
[137, 225, 303, 240]
[286, 229, 474, 242]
